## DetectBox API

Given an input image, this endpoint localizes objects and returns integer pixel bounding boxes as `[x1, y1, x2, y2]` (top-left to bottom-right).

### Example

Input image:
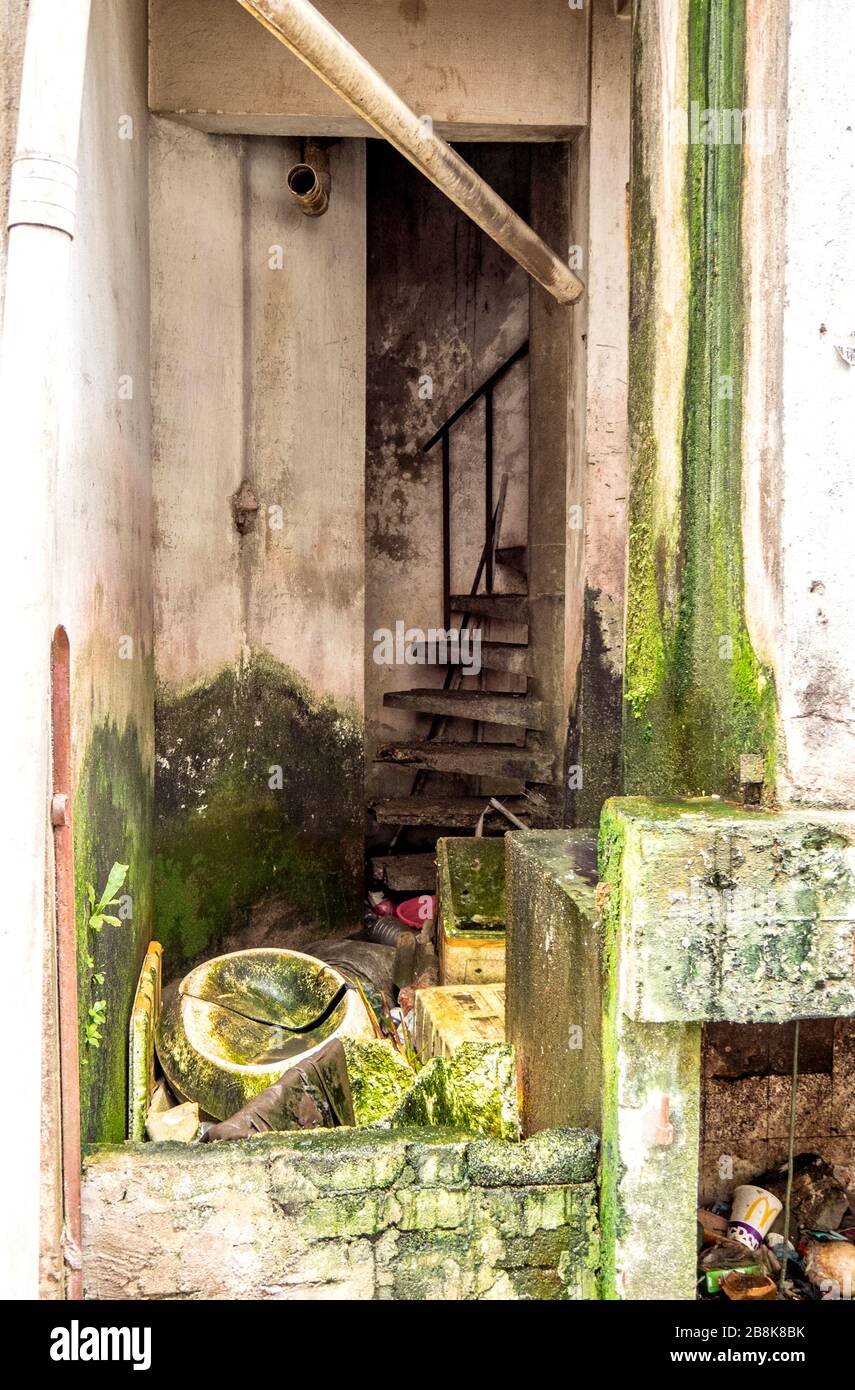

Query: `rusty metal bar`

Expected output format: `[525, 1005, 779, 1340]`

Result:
[50, 627, 83, 1299]
[235, 0, 585, 305]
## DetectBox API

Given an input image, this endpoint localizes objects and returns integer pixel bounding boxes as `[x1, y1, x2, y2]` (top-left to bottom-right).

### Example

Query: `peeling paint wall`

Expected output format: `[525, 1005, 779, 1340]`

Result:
[150, 126, 366, 967]
[54, 0, 153, 1145]
[773, 0, 855, 807]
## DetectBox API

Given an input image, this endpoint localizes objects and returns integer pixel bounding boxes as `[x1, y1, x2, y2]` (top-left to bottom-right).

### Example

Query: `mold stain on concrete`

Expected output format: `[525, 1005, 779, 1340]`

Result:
[624, 0, 776, 801]
[154, 650, 363, 970]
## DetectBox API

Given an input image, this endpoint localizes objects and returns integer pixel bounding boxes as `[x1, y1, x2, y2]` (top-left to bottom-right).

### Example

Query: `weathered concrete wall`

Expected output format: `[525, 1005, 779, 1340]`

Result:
[624, 0, 776, 803]
[624, 0, 855, 1214]
[505, 831, 601, 1137]
[54, 0, 153, 1145]
[625, 0, 855, 811]
[150, 126, 366, 967]
[0, 0, 28, 319]
[599, 796, 855, 1300]
[365, 141, 529, 811]
[82, 1127, 600, 1300]
[565, 0, 630, 828]
[772, 0, 855, 807]
[149, 0, 589, 140]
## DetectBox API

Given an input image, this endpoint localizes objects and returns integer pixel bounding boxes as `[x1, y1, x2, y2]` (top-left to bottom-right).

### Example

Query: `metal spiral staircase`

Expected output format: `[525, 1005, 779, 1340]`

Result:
[370, 342, 552, 891]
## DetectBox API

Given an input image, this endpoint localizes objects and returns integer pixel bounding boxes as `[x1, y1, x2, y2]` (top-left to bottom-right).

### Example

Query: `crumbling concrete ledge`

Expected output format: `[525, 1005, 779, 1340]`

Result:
[81, 1127, 600, 1300]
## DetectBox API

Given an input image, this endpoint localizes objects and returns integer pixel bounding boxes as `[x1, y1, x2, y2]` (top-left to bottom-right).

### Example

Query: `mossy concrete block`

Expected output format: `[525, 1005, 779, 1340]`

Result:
[606, 798, 855, 1023]
[389, 1042, 519, 1139]
[301, 1192, 396, 1239]
[468, 1127, 598, 1187]
[341, 1038, 415, 1125]
[505, 831, 601, 1134]
[269, 1127, 409, 1193]
[436, 836, 507, 985]
[395, 1186, 470, 1231]
[82, 1125, 599, 1300]
[407, 1142, 469, 1189]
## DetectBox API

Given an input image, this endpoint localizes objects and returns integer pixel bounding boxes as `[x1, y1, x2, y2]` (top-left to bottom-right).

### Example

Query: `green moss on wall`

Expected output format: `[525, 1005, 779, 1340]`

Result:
[154, 651, 362, 970]
[625, 0, 776, 799]
[596, 802, 627, 1300]
[74, 721, 153, 1145]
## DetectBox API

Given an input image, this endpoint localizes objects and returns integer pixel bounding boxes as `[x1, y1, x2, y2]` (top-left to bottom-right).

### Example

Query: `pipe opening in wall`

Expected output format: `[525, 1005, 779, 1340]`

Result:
[287, 142, 331, 216]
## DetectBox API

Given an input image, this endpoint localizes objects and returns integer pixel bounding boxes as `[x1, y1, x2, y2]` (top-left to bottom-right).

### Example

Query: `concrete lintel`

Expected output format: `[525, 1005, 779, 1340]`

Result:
[603, 798, 855, 1025]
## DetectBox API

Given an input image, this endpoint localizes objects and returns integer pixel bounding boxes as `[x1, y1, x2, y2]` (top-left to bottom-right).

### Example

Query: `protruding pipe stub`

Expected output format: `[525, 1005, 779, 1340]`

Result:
[287, 151, 330, 217]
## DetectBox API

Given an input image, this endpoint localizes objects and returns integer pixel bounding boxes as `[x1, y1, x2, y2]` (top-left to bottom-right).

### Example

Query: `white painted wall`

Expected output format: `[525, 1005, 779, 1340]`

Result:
[56, 0, 153, 760]
[776, 0, 855, 805]
[0, 0, 151, 1299]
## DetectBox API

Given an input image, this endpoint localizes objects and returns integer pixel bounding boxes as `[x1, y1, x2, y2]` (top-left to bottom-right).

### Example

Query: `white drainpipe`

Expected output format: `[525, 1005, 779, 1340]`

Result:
[0, 0, 92, 1299]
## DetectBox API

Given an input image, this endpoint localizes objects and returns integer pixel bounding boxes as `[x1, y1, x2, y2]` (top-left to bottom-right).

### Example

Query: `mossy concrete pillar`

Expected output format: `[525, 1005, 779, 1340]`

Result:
[599, 797, 855, 1301]
[505, 831, 601, 1138]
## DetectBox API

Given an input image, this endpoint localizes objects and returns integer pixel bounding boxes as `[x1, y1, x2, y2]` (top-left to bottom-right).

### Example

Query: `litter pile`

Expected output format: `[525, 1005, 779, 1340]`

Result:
[139, 887, 520, 1148]
[698, 1156, 855, 1301]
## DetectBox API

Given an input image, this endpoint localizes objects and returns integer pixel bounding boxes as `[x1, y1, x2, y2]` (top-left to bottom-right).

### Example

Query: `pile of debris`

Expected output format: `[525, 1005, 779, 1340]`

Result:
[136, 892, 523, 1149]
[698, 1155, 855, 1301]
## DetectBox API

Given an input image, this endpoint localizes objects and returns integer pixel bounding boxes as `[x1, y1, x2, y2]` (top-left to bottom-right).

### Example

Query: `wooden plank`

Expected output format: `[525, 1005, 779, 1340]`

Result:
[449, 593, 529, 622]
[371, 797, 536, 828]
[376, 740, 554, 781]
[383, 687, 543, 730]
[370, 853, 437, 892]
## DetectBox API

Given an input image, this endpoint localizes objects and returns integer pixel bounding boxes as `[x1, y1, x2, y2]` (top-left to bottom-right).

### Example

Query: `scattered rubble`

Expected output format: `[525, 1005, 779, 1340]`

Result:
[145, 1101, 199, 1144]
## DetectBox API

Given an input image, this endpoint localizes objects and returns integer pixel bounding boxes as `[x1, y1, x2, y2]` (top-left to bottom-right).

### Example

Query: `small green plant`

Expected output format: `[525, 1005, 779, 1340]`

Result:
[84, 999, 107, 1049]
[87, 861, 129, 934]
[82, 862, 129, 1051]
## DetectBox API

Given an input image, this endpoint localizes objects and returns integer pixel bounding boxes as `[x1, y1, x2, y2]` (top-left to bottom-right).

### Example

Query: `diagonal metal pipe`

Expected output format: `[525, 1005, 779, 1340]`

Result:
[235, 0, 585, 306]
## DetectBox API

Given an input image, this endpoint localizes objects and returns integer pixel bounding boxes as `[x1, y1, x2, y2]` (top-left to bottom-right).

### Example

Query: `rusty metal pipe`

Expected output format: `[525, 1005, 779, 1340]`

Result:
[287, 139, 331, 216]
[287, 161, 330, 215]
[235, 0, 584, 305]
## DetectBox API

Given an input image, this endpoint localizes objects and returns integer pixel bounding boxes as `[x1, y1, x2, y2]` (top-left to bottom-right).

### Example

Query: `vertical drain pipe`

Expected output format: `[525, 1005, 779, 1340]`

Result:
[235, 0, 585, 306]
[0, 0, 92, 1300]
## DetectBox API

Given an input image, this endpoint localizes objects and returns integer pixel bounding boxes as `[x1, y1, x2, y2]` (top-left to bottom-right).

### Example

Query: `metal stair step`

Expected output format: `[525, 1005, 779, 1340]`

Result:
[496, 545, 527, 579]
[375, 740, 554, 781]
[449, 593, 528, 622]
[383, 687, 543, 730]
[448, 641, 531, 675]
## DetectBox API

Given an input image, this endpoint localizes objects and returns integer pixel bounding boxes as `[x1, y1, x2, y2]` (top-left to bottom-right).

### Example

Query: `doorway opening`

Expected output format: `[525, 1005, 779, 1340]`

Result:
[364, 141, 571, 899]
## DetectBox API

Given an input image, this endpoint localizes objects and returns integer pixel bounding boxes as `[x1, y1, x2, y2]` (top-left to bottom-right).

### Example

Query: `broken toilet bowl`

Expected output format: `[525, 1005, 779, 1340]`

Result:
[155, 947, 374, 1120]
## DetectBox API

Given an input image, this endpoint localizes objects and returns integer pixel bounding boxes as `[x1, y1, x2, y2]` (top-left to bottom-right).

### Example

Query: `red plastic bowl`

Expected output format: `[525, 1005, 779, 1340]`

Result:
[396, 894, 436, 929]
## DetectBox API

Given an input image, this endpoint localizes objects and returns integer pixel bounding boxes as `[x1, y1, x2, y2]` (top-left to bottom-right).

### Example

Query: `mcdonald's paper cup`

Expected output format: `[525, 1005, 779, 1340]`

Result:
[728, 1185, 783, 1251]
